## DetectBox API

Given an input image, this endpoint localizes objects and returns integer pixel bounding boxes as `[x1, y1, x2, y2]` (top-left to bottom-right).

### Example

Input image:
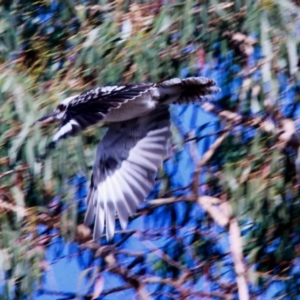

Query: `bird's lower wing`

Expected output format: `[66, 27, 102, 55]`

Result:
[84, 106, 171, 241]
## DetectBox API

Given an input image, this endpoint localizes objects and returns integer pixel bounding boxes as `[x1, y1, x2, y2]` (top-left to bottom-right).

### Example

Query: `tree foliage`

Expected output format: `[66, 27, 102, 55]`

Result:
[1, 0, 300, 299]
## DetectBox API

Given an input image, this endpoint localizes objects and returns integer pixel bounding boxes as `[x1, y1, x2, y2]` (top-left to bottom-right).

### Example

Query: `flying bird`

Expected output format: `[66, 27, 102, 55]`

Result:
[38, 77, 220, 241]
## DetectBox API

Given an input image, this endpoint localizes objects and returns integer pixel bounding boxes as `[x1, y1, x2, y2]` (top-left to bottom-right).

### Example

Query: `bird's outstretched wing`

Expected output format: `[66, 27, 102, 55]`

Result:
[51, 84, 154, 144]
[84, 106, 170, 241]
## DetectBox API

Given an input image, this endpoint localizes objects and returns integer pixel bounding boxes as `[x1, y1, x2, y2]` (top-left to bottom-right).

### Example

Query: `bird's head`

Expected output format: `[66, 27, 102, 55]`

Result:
[37, 95, 77, 124]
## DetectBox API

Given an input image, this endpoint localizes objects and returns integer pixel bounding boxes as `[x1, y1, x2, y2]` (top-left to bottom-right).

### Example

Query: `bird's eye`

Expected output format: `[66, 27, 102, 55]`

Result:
[57, 104, 66, 111]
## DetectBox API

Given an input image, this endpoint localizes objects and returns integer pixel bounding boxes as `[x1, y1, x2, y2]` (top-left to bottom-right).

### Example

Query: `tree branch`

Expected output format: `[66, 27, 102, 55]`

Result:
[197, 196, 229, 226]
[229, 215, 249, 300]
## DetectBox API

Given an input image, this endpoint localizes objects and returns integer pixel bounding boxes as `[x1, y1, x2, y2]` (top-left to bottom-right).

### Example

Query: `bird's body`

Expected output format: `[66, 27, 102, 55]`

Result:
[38, 77, 220, 241]
[104, 87, 157, 122]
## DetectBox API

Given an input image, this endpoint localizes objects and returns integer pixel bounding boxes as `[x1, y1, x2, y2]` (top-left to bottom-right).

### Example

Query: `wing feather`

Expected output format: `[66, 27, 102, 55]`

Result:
[85, 187, 96, 226]
[51, 84, 154, 144]
[107, 172, 129, 230]
[113, 169, 141, 216]
[84, 106, 170, 240]
[94, 186, 105, 238]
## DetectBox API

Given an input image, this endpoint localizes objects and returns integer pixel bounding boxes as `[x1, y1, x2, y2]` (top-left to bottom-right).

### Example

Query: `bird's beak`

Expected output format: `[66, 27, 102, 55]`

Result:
[37, 113, 56, 125]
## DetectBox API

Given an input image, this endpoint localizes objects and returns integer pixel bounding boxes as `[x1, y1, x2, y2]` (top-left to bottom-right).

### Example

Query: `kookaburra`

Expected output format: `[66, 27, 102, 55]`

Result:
[38, 77, 220, 241]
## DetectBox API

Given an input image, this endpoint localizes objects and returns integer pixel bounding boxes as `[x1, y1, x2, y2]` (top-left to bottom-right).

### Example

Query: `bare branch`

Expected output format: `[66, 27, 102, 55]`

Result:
[136, 285, 153, 300]
[143, 275, 233, 299]
[0, 198, 27, 216]
[197, 131, 229, 169]
[40, 284, 132, 298]
[202, 102, 242, 123]
[197, 196, 229, 226]
[229, 216, 249, 300]
[140, 239, 188, 273]
[0, 170, 14, 179]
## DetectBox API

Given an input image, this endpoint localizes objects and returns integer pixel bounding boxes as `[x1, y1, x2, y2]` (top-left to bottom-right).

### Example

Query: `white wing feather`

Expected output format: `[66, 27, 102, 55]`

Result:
[84, 106, 170, 240]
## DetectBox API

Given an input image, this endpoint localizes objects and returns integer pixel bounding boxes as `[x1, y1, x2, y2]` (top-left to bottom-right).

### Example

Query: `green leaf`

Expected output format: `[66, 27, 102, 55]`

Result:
[43, 156, 52, 190]
[10, 186, 25, 222]
[154, 5, 170, 34]
[9, 115, 33, 164]
[248, 246, 261, 264]
[83, 28, 100, 48]
[77, 267, 98, 296]
[1, 75, 13, 93]
[240, 164, 252, 183]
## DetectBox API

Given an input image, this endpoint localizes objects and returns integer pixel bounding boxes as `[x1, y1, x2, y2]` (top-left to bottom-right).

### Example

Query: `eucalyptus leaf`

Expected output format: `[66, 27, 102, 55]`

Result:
[10, 186, 25, 222]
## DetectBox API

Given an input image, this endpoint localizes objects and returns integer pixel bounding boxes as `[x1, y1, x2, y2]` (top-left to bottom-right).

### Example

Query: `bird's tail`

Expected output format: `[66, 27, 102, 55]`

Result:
[157, 77, 220, 104]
